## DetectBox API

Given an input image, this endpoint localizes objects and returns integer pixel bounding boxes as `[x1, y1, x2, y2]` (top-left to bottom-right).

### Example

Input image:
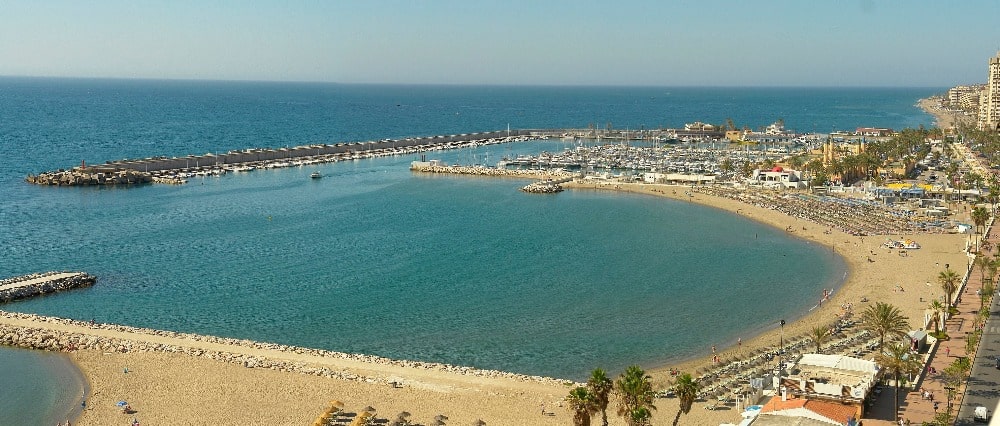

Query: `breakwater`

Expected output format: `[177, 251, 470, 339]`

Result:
[0, 311, 578, 387]
[0, 272, 96, 303]
[409, 163, 577, 193]
[409, 163, 577, 180]
[26, 130, 536, 187]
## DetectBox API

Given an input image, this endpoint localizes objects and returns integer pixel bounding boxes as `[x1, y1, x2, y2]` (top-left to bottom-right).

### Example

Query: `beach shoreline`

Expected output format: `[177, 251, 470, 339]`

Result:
[917, 95, 974, 131]
[563, 182, 970, 387]
[1, 180, 973, 425]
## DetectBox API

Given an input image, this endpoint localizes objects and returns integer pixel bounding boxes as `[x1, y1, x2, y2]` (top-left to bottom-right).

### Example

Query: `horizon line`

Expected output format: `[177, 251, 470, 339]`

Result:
[0, 74, 959, 90]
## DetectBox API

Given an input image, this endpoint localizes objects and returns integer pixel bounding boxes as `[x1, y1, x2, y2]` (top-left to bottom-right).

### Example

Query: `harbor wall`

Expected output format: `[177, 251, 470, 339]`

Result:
[104, 130, 535, 173]
[0, 272, 97, 303]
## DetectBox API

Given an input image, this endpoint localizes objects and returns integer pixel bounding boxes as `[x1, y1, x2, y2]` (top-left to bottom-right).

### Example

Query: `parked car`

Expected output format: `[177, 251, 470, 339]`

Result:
[974, 405, 990, 423]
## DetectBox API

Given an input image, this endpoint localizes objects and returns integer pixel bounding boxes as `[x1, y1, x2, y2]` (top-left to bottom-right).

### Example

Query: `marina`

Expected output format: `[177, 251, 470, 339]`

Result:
[24, 126, 821, 187]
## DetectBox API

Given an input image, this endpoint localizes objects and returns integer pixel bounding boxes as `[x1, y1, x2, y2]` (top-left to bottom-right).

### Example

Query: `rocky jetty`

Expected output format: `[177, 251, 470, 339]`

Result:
[0, 272, 97, 303]
[520, 181, 564, 194]
[411, 164, 576, 180]
[0, 310, 578, 388]
[26, 168, 151, 186]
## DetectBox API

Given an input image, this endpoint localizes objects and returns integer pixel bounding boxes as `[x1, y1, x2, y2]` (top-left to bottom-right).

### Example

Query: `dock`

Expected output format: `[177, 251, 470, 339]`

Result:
[0, 272, 97, 303]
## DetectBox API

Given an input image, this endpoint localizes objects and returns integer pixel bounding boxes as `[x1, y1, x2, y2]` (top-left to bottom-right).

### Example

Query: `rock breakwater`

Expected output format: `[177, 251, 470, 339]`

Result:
[520, 181, 564, 194]
[0, 272, 97, 303]
[0, 311, 577, 388]
[25, 169, 151, 186]
[411, 164, 576, 180]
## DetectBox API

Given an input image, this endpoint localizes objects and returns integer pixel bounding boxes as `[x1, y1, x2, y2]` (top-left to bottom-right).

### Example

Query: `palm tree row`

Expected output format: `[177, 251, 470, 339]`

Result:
[567, 366, 704, 426]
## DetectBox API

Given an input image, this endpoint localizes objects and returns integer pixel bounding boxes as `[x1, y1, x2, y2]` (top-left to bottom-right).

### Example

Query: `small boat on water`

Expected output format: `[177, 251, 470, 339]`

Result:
[310, 171, 322, 179]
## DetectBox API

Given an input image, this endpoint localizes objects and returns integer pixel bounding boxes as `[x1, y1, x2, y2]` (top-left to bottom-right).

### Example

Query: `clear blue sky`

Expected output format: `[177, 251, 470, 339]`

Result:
[1, 0, 999, 86]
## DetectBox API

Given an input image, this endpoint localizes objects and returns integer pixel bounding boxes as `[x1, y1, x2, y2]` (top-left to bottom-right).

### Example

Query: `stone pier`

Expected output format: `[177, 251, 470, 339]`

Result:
[0, 272, 97, 303]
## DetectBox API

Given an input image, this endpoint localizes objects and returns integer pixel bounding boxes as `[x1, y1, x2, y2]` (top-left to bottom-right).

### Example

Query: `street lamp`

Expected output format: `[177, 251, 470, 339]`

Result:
[943, 386, 955, 414]
[777, 319, 786, 399]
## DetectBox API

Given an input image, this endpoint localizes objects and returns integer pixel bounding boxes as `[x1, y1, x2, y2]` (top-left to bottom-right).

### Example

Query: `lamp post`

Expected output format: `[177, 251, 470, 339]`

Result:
[777, 319, 786, 397]
[943, 384, 956, 421]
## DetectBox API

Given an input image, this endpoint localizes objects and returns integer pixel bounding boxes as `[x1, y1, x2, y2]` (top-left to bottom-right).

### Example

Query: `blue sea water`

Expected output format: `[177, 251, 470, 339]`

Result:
[0, 78, 939, 420]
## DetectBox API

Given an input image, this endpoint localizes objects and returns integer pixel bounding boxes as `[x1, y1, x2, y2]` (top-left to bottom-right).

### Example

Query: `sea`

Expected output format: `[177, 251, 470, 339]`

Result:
[0, 78, 940, 424]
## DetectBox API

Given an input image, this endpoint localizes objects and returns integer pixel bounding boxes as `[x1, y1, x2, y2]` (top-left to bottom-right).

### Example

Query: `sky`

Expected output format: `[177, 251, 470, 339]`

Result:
[1, 0, 999, 87]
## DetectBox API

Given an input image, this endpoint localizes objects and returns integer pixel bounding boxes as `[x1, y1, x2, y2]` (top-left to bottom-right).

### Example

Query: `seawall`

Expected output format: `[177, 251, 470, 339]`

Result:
[0, 272, 96, 303]
[0, 310, 577, 387]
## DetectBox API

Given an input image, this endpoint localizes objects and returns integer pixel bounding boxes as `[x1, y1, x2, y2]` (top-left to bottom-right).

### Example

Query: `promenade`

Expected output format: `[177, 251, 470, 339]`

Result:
[890, 221, 994, 424]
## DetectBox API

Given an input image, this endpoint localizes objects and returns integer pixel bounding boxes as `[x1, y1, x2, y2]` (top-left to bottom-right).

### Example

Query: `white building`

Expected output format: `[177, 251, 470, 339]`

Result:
[748, 167, 807, 189]
[980, 51, 1000, 131]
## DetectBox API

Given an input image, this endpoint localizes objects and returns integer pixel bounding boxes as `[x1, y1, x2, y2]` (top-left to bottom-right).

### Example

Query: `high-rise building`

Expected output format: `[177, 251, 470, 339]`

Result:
[980, 51, 1000, 131]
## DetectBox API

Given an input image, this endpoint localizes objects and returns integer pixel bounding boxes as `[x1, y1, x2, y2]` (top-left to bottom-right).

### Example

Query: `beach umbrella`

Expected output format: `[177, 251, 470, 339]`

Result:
[435, 414, 450, 421]
[363, 405, 377, 413]
[472, 420, 486, 426]
[116, 401, 128, 407]
[396, 411, 411, 419]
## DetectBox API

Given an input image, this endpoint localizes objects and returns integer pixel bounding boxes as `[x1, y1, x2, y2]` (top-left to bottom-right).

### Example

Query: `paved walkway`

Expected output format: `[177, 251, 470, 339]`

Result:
[894, 225, 994, 424]
[0, 272, 81, 292]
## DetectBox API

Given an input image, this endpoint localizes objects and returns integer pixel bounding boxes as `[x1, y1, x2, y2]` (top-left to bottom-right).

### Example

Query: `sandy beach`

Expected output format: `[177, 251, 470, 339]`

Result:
[1, 180, 973, 426]
[917, 96, 974, 131]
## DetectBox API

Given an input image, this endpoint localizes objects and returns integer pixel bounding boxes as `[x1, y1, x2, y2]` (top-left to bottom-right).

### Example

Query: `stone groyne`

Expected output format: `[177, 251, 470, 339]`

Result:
[0, 272, 97, 303]
[410, 164, 577, 180]
[520, 181, 565, 194]
[0, 311, 577, 388]
[26, 130, 537, 187]
[25, 169, 151, 186]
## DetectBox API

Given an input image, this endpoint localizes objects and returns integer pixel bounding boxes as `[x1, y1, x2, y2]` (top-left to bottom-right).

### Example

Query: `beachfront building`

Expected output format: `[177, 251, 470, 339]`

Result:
[947, 84, 985, 114]
[642, 172, 716, 184]
[854, 127, 893, 137]
[979, 51, 1000, 131]
[748, 167, 807, 189]
[750, 354, 877, 424]
[753, 397, 862, 425]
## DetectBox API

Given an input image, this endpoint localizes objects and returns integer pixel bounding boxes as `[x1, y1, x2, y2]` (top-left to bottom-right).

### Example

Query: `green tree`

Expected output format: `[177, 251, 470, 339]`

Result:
[587, 368, 613, 426]
[670, 373, 699, 426]
[566, 386, 598, 426]
[628, 407, 652, 426]
[860, 302, 910, 350]
[808, 325, 831, 353]
[615, 366, 656, 426]
[972, 206, 990, 249]
[927, 299, 945, 334]
[938, 268, 960, 310]
[874, 343, 921, 422]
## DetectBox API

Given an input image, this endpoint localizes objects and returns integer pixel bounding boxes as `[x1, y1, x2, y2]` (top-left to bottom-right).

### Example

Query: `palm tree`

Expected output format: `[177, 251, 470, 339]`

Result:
[982, 279, 996, 311]
[938, 268, 959, 310]
[972, 206, 990, 250]
[875, 343, 922, 422]
[671, 373, 699, 426]
[808, 325, 831, 353]
[566, 386, 598, 426]
[587, 368, 613, 426]
[615, 365, 656, 426]
[977, 255, 992, 285]
[927, 299, 945, 334]
[628, 407, 652, 426]
[860, 302, 910, 350]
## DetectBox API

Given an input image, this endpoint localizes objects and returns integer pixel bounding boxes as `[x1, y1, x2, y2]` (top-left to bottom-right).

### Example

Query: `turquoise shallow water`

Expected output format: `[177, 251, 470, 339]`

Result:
[0, 79, 936, 420]
[1, 143, 846, 378]
[0, 347, 84, 426]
